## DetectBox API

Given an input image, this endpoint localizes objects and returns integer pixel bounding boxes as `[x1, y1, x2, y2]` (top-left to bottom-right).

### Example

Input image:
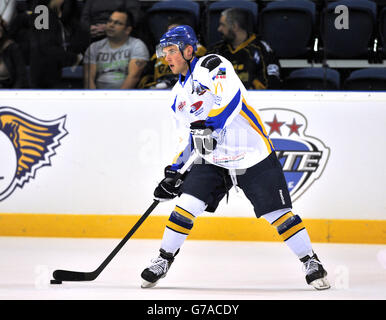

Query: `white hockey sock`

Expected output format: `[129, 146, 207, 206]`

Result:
[262, 209, 313, 259]
[161, 227, 188, 254]
[284, 228, 314, 259]
[161, 194, 206, 255]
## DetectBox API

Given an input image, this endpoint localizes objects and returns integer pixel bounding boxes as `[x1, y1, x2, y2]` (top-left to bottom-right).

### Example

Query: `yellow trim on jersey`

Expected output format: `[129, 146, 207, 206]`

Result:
[242, 98, 270, 136]
[240, 110, 272, 154]
[208, 105, 226, 118]
[196, 44, 207, 57]
[172, 150, 183, 165]
[208, 89, 241, 119]
[228, 34, 257, 54]
[240, 98, 274, 153]
[272, 211, 294, 228]
[252, 79, 267, 90]
[240, 111, 269, 151]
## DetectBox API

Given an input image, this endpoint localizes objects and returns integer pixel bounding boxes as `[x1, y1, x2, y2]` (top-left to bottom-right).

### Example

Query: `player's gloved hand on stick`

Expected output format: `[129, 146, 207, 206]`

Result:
[154, 166, 183, 201]
[190, 120, 217, 155]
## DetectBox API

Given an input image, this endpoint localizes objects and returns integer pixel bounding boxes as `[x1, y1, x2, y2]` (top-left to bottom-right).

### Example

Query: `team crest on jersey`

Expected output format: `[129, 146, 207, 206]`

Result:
[261, 108, 330, 201]
[177, 101, 186, 111]
[0, 107, 68, 201]
[190, 101, 204, 116]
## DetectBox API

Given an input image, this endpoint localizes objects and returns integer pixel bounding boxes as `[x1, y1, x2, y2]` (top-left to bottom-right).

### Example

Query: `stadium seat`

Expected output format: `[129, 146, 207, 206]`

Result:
[320, 0, 377, 59]
[61, 66, 84, 89]
[146, 0, 200, 44]
[206, 0, 258, 47]
[343, 68, 386, 90]
[259, 0, 316, 59]
[284, 67, 341, 90]
[379, 7, 386, 58]
[62, 66, 83, 79]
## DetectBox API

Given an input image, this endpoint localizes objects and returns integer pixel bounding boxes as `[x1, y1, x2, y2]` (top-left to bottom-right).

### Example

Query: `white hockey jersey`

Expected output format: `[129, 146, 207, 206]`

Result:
[169, 54, 274, 170]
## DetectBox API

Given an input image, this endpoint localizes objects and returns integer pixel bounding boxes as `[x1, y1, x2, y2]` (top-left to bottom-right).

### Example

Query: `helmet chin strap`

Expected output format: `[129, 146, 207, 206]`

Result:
[179, 47, 195, 93]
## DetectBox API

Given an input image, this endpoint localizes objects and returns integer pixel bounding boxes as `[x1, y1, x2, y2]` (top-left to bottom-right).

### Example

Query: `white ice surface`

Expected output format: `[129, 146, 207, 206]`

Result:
[0, 237, 385, 300]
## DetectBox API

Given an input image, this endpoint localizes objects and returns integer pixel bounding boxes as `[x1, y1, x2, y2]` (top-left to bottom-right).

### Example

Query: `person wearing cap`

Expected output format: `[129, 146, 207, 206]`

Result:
[140, 25, 330, 291]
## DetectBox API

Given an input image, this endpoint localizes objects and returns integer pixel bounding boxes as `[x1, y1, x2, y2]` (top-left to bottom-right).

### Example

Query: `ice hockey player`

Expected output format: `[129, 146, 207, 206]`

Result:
[140, 25, 330, 291]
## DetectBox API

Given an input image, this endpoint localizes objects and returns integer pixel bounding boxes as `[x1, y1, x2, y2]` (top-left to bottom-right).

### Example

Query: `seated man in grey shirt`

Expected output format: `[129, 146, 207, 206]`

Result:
[84, 9, 149, 89]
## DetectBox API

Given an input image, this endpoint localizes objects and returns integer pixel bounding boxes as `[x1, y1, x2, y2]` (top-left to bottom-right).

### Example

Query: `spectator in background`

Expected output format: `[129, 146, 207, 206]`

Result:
[29, 0, 82, 88]
[8, 0, 86, 67]
[81, 0, 142, 43]
[83, 9, 149, 89]
[138, 16, 206, 89]
[6, 0, 32, 64]
[210, 8, 281, 90]
[60, 0, 90, 54]
[0, 17, 28, 88]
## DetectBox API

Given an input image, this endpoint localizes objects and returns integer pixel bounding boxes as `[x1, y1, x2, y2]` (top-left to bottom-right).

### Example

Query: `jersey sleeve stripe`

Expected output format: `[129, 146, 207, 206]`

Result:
[170, 136, 194, 170]
[240, 101, 275, 153]
[172, 150, 183, 165]
[171, 96, 177, 113]
[206, 89, 241, 129]
[242, 98, 270, 136]
[207, 105, 226, 118]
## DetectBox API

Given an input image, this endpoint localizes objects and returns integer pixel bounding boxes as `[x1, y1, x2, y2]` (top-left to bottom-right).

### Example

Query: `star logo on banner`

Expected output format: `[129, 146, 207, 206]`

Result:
[265, 114, 285, 135]
[286, 118, 303, 136]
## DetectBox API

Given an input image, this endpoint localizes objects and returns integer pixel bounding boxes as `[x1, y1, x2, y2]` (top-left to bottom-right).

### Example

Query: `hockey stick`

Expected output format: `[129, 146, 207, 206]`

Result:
[51, 152, 198, 283]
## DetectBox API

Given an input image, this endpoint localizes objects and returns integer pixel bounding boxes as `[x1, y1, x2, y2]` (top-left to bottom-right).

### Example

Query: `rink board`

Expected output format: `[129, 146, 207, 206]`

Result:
[0, 90, 385, 244]
[0, 213, 385, 244]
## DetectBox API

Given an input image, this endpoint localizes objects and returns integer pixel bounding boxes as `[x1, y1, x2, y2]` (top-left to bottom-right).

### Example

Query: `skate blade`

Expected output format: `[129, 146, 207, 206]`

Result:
[141, 279, 158, 289]
[310, 277, 331, 290]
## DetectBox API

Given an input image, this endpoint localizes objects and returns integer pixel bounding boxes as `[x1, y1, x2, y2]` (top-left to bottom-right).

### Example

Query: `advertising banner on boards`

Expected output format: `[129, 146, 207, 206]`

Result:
[0, 90, 385, 223]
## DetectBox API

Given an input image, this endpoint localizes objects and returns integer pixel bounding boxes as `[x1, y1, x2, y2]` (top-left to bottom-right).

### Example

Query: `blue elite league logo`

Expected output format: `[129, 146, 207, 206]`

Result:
[0, 107, 67, 201]
[261, 108, 330, 202]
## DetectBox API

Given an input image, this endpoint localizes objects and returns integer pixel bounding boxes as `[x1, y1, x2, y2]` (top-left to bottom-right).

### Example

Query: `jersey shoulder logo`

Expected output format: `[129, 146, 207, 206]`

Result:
[201, 55, 221, 71]
[0, 107, 68, 201]
[261, 108, 330, 202]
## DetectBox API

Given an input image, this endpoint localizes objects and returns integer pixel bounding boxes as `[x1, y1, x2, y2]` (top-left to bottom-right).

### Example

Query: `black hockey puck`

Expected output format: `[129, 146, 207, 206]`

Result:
[50, 279, 62, 285]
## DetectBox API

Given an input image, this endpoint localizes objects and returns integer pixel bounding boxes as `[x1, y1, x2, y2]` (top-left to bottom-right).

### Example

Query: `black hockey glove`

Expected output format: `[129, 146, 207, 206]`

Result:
[154, 166, 183, 201]
[190, 120, 217, 156]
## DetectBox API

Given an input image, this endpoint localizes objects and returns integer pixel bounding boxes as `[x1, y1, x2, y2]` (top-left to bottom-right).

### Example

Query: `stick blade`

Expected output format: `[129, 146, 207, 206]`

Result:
[53, 269, 96, 282]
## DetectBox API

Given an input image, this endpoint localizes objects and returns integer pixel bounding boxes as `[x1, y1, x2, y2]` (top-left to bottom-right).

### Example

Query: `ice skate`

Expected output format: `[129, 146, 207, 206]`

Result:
[141, 249, 177, 288]
[301, 253, 330, 290]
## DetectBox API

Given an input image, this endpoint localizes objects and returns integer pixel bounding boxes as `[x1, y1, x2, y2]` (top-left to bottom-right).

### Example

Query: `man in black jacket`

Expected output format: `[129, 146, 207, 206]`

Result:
[210, 8, 282, 90]
[0, 17, 28, 88]
[29, 0, 82, 88]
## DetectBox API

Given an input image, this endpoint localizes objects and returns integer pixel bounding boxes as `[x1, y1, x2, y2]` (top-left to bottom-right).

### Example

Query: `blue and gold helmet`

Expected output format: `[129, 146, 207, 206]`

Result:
[156, 25, 198, 58]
